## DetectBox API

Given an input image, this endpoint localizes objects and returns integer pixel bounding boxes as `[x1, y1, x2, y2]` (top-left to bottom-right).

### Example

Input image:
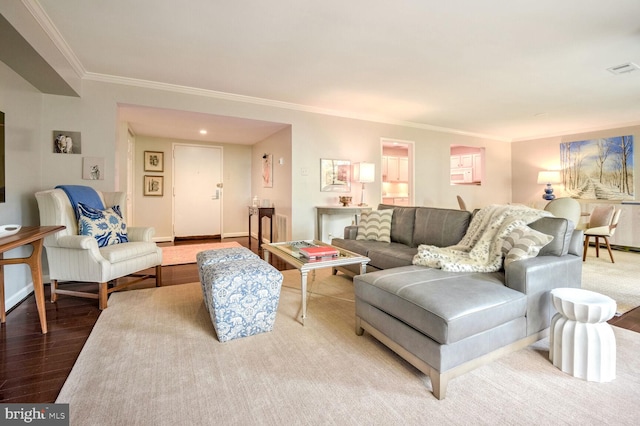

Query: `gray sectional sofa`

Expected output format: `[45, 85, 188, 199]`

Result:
[331, 204, 583, 399]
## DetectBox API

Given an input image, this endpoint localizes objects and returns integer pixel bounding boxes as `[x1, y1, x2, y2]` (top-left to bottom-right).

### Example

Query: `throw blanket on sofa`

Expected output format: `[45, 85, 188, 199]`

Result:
[412, 204, 551, 272]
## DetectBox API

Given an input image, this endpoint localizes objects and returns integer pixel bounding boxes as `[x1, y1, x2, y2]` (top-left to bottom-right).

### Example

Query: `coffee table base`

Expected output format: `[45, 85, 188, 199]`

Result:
[263, 246, 368, 326]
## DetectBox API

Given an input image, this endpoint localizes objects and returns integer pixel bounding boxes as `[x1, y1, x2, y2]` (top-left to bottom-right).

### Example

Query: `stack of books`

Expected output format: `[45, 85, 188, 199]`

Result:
[298, 246, 339, 260]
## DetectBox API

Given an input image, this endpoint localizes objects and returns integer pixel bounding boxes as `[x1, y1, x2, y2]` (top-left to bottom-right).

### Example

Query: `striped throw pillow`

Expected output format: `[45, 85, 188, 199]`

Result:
[356, 210, 393, 243]
[502, 226, 553, 267]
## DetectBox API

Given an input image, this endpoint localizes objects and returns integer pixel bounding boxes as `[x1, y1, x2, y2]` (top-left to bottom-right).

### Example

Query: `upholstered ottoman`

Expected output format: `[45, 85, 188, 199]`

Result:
[197, 247, 258, 310]
[199, 256, 283, 342]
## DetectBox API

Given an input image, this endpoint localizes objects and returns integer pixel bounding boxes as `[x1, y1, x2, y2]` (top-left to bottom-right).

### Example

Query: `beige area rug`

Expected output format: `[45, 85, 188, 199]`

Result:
[57, 269, 640, 425]
[161, 241, 242, 266]
[582, 246, 640, 315]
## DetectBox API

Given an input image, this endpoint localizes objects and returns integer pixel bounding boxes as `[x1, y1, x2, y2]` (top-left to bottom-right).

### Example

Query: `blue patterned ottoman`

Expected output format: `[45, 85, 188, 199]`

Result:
[197, 247, 258, 309]
[199, 256, 283, 342]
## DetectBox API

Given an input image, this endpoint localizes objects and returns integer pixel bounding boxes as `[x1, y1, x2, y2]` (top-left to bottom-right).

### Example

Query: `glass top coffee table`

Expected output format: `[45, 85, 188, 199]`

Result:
[262, 240, 370, 325]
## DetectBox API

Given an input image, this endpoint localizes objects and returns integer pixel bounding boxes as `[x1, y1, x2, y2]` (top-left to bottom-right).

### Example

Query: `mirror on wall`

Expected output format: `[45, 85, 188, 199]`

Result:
[0, 111, 4, 203]
[450, 145, 484, 185]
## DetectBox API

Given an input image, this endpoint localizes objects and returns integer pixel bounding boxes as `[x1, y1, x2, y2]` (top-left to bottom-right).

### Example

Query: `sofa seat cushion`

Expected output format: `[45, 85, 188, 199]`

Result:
[100, 241, 160, 263]
[354, 265, 526, 345]
[367, 245, 417, 269]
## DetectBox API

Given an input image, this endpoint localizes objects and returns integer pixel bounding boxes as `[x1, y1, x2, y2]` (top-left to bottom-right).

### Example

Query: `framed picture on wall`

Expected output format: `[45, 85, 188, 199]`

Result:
[53, 131, 81, 154]
[144, 175, 163, 196]
[144, 151, 164, 172]
[262, 154, 273, 188]
[320, 158, 351, 192]
[82, 157, 105, 180]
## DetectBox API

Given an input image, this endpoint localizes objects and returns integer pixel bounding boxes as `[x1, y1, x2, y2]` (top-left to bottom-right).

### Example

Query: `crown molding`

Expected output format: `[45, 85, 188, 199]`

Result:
[84, 72, 510, 142]
[510, 120, 640, 143]
[22, 0, 85, 78]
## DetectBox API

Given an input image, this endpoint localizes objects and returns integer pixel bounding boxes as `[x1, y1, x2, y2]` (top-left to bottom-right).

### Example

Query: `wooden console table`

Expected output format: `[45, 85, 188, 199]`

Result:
[0, 225, 65, 334]
[316, 205, 372, 241]
[248, 206, 275, 248]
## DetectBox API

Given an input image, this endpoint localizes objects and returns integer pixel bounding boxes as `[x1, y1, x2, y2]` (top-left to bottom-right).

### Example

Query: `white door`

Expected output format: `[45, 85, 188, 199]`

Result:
[173, 144, 222, 238]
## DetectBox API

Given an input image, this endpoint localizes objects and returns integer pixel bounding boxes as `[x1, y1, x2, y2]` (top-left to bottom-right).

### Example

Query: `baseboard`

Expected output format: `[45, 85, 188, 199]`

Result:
[222, 232, 248, 239]
[4, 281, 35, 313]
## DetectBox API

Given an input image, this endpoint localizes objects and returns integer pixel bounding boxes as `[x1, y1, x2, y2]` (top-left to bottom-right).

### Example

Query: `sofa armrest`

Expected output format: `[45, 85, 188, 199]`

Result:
[344, 225, 358, 240]
[128, 226, 156, 242]
[505, 254, 582, 334]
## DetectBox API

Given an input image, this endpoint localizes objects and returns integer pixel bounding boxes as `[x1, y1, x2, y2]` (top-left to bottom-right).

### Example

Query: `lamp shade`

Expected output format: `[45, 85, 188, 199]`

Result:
[537, 171, 562, 184]
[354, 162, 375, 183]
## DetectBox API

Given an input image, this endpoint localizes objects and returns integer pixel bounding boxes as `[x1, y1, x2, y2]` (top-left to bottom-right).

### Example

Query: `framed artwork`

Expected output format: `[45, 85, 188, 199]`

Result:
[144, 151, 164, 172]
[320, 158, 351, 192]
[560, 135, 634, 200]
[144, 175, 164, 196]
[53, 131, 81, 154]
[262, 154, 273, 188]
[82, 157, 105, 180]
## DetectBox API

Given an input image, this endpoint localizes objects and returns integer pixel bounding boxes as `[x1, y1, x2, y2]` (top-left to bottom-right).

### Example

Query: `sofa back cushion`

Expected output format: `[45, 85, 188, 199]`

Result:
[378, 204, 416, 246]
[528, 217, 575, 256]
[412, 207, 472, 248]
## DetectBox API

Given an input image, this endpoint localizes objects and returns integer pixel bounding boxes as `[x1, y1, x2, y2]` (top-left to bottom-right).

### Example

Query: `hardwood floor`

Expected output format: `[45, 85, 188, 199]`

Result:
[1, 237, 638, 403]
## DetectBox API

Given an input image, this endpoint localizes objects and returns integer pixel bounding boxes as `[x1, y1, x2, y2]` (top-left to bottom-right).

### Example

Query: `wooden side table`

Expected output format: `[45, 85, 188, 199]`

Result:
[248, 206, 275, 248]
[316, 206, 372, 241]
[1, 225, 65, 334]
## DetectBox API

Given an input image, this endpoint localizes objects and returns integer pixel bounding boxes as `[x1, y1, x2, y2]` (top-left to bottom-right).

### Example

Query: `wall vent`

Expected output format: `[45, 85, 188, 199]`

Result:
[275, 214, 288, 242]
[607, 62, 640, 75]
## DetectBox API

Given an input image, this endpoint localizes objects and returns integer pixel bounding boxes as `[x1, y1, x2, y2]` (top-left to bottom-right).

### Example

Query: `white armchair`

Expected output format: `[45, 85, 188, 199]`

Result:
[35, 188, 162, 309]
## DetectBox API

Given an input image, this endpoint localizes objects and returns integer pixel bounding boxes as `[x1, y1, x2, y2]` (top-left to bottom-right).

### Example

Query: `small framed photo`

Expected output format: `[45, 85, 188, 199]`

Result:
[82, 157, 105, 180]
[53, 131, 81, 154]
[144, 175, 164, 196]
[144, 151, 164, 172]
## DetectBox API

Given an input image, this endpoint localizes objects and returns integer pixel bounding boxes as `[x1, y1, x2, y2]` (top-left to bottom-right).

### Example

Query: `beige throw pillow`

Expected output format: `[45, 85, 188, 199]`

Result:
[356, 210, 393, 243]
[502, 226, 553, 267]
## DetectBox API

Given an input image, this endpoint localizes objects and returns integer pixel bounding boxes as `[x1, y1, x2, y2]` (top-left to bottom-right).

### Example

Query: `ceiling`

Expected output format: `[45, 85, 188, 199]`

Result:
[13, 1, 640, 142]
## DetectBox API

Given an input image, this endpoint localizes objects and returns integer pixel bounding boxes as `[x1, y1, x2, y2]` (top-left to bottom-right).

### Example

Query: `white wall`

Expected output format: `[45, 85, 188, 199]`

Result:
[251, 126, 292, 242]
[0, 61, 45, 310]
[133, 135, 253, 241]
[36, 80, 513, 242]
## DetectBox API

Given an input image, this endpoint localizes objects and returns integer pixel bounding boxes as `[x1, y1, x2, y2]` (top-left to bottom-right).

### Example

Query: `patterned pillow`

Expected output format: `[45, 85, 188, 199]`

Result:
[77, 202, 128, 247]
[356, 210, 393, 243]
[502, 225, 553, 267]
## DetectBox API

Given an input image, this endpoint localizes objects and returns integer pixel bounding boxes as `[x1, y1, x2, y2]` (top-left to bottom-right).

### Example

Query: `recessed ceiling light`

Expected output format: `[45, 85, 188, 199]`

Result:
[607, 62, 640, 75]
[199, 129, 207, 135]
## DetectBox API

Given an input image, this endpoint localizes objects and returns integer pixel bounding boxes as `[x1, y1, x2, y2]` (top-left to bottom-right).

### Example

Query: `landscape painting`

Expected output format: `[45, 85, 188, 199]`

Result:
[560, 135, 634, 200]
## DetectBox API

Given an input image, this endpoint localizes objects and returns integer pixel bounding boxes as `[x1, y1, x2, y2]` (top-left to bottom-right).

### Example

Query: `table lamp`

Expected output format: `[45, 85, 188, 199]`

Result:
[353, 162, 375, 206]
[537, 171, 562, 200]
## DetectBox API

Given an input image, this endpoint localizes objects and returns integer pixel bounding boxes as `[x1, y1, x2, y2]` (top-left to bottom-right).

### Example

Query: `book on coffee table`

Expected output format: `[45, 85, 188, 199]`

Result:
[298, 246, 339, 259]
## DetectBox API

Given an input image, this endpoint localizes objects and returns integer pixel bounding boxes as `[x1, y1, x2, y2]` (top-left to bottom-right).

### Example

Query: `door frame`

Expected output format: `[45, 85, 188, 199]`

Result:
[380, 137, 415, 205]
[171, 142, 224, 239]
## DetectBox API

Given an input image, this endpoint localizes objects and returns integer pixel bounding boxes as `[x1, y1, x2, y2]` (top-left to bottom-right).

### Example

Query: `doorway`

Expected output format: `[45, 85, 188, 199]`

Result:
[380, 138, 414, 206]
[173, 144, 223, 238]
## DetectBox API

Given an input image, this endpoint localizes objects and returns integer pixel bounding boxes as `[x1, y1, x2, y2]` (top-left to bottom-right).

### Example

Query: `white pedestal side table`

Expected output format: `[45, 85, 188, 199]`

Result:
[549, 288, 617, 382]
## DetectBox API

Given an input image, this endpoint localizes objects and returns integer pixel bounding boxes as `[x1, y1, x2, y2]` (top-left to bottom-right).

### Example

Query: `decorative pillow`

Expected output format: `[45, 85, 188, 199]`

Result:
[502, 226, 553, 267]
[356, 210, 393, 243]
[77, 202, 128, 247]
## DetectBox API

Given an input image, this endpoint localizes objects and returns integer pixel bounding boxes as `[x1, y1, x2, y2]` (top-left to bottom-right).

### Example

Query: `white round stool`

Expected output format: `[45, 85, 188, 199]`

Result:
[549, 288, 617, 382]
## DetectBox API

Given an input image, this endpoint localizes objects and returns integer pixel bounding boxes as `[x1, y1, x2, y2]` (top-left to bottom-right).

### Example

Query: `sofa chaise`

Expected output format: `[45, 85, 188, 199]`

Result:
[331, 204, 583, 399]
